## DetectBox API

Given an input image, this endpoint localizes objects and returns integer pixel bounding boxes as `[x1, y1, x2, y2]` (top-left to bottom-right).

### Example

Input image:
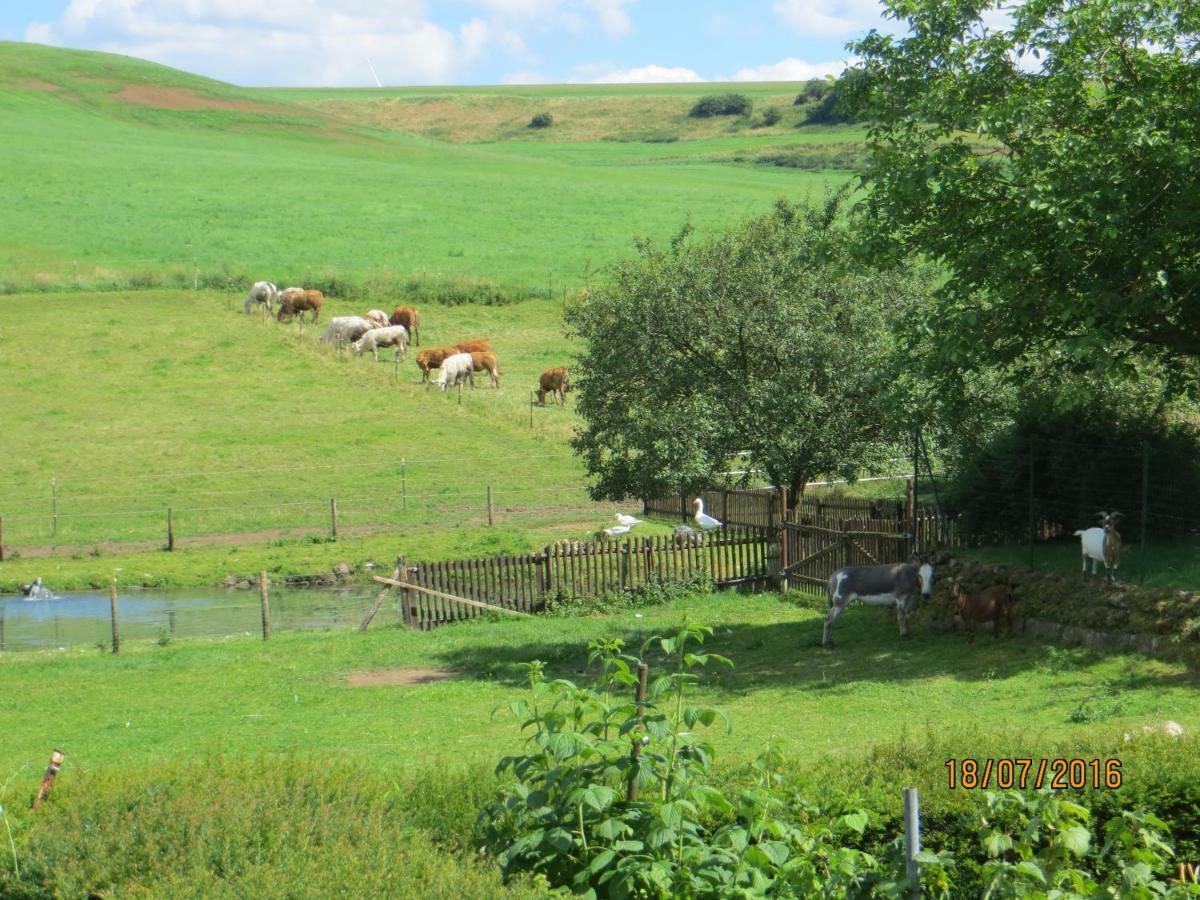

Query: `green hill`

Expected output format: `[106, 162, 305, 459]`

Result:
[0, 42, 857, 299]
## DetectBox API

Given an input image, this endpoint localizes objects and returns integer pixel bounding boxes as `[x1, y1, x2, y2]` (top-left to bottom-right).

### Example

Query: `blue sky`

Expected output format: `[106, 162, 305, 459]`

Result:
[1, 1, 896, 87]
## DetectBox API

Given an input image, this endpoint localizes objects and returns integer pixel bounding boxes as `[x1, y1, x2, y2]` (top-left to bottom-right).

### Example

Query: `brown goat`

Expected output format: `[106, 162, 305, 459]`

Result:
[415, 347, 459, 382]
[951, 581, 1016, 644]
[453, 338, 491, 354]
[276, 289, 323, 323]
[536, 366, 571, 406]
[469, 351, 501, 388]
[389, 305, 421, 345]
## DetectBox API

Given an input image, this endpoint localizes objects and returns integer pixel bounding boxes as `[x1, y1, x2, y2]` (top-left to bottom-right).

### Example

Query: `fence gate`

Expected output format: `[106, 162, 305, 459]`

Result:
[781, 521, 913, 594]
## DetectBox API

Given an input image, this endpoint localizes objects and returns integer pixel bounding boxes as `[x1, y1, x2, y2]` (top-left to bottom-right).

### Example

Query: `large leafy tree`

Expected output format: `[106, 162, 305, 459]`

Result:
[565, 196, 932, 502]
[844, 0, 1200, 374]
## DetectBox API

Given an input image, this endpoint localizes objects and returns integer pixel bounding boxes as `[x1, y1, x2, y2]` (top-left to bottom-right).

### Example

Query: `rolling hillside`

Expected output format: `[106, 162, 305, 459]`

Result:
[0, 42, 854, 298]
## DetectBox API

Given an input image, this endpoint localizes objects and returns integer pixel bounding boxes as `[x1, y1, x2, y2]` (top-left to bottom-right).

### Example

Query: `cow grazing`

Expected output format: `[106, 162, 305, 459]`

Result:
[453, 338, 491, 354]
[951, 581, 1015, 644]
[321, 316, 376, 345]
[536, 366, 571, 405]
[353, 325, 409, 361]
[277, 289, 323, 323]
[416, 347, 459, 382]
[390, 306, 421, 345]
[821, 561, 934, 647]
[244, 281, 278, 315]
[434, 352, 475, 391]
[468, 351, 500, 387]
[363, 309, 390, 329]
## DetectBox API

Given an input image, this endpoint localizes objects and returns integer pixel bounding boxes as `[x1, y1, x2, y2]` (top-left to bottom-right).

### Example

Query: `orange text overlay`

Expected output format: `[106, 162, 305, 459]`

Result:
[945, 758, 1123, 790]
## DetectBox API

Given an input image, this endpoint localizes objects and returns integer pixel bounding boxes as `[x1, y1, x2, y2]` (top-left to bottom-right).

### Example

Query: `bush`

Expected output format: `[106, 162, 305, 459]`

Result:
[794, 78, 831, 105]
[759, 107, 782, 127]
[688, 93, 752, 118]
[528, 112, 553, 129]
[802, 90, 855, 125]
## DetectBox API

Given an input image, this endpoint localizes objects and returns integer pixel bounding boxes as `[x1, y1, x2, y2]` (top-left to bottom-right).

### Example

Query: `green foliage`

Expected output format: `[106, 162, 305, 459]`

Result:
[529, 112, 554, 128]
[481, 625, 888, 897]
[565, 194, 934, 501]
[759, 107, 782, 127]
[794, 79, 831, 105]
[543, 572, 712, 617]
[802, 90, 855, 125]
[845, 0, 1200, 374]
[688, 93, 753, 118]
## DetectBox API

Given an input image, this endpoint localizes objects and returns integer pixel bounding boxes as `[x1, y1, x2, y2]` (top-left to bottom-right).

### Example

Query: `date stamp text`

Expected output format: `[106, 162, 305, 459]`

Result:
[944, 757, 1123, 790]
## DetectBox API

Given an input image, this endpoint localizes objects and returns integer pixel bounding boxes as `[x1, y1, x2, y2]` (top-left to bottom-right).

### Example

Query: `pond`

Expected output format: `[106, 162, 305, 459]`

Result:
[0, 585, 398, 653]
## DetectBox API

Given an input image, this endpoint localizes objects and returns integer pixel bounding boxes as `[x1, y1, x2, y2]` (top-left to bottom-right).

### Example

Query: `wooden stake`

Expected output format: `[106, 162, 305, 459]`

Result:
[330, 497, 338, 539]
[627, 662, 649, 802]
[359, 556, 403, 631]
[109, 578, 120, 654]
[32, 750, 64, 810]
[487, 485, 494, 526]
[259, 571, 270, 640]
[778, 485, 790, 593]
[167, 506, 175, 551]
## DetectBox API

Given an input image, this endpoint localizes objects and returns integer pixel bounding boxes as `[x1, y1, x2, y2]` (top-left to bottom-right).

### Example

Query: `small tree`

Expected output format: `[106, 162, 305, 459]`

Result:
[793, 78, 830, 105]
[760, 107, 782, 127]
[566, 194, 933, 502]
[528, 112, 553, 129]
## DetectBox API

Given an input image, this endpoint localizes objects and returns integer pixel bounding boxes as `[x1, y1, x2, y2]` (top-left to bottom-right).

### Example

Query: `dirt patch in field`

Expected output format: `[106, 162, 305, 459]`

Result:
[113, 84, 289, 114]
[14, 79, 60, 92]
[346, 668, 459, 687]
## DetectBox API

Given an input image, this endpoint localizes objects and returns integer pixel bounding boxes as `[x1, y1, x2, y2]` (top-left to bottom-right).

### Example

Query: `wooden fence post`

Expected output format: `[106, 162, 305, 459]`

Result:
[109, 578, 120, 654]
[167, 506, 175, 551]
[259, 571, 270, 640]
[778, 486, 790, 593]
[627, 662, 649, 802]
[330, 498, 338, 539]
[1, 605, 5, 651]
[51, 478, 57, 537]
[902, 787, 922, 897]
[0, 513, 5, 562]
[487, 485, 494, 526]
[401, 459, 407, 511]
[32, 750, 65, 810]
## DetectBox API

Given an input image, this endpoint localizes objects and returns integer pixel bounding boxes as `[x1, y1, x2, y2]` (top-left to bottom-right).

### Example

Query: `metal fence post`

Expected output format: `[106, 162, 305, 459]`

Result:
[902, 787, 921, 897]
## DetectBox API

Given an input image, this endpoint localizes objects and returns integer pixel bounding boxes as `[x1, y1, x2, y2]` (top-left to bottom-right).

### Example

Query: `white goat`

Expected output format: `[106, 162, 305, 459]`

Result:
[243, 281, 278, 314]
[434, 352, 475, 392]
[1074, 511, 1123, 581]
[352, 325, 409, 361]
[321, 316, 376, 345]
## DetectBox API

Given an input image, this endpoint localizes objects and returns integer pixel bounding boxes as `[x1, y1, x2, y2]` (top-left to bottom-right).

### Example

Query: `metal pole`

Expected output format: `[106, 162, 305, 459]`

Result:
[1027, 436, 1035, 570]
[51, 478, 57, 537]
[1139, 441, 1149, 583]
[902, 787, 921, 897]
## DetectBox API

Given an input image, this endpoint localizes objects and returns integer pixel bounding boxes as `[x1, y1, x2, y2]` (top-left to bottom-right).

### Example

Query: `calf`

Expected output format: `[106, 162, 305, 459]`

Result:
[277, 289, 323, 323]
[434, 352, 475, 391]
[469, 351, 500, 387]
[453, 338, 491, 354]
[536, 366, 571, 406]
[951, 581, 1015, 644]
[353, 325, 408, 361]
[416, 347, 459, 382]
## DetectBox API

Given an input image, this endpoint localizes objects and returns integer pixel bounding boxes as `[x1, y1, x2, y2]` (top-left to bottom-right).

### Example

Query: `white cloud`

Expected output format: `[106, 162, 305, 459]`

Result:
[773, 0, 886, 38]
[586, 0, 634, 38]
[731, 56, 851, 81]
[25, 0, 531, 86]
[572, 63, 703, 84]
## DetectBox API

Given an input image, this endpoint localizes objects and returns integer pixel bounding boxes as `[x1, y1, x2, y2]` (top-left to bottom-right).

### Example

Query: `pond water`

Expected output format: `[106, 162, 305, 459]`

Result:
[0, 585, 398, 653]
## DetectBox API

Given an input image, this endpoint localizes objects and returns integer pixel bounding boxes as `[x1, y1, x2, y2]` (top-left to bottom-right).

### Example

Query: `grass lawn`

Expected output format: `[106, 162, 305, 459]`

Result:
[3, 591, 1195, 786]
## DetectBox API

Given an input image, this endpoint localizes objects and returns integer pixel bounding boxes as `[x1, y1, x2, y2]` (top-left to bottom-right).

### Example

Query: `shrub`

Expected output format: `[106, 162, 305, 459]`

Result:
[688, 93, 752, 118]
[802, 90, 855, 125]
[528, 112, 553, 129]
[794, 78, 830, 105]
[760, 107, 782, 127]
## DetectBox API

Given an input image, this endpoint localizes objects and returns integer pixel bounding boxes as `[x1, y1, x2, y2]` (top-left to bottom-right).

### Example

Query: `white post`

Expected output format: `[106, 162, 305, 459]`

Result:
[903, 787, 921, 897]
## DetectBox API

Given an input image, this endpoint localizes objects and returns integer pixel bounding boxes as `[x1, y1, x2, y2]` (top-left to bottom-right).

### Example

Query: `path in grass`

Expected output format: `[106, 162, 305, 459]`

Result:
[3, 592, 1195, 795]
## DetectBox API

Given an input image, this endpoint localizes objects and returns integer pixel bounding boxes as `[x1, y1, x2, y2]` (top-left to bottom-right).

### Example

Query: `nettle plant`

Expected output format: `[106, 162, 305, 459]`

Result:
[480, 623, 883, 898]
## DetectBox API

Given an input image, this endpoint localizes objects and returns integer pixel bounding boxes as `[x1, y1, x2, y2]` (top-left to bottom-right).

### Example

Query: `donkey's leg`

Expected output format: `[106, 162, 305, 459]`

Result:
[896, 600, 910, 638]
[821, 603, 844, 647]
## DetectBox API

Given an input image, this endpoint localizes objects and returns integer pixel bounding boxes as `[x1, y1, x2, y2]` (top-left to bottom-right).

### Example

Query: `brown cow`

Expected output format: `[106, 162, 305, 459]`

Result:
[416, 347, 459, 382]
[951, 581, 1016, 644]
[389, 305, 421, 346]
[277, 289, 323, 323]
[453, 338, 491, 354]
[536, 366, 571, 406]
[469, 351, 501, 388]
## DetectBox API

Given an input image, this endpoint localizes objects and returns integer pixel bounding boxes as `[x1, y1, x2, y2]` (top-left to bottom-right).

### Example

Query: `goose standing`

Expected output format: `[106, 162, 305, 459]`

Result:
[692, 498, 722, 530]
[615, 513, 642, 527]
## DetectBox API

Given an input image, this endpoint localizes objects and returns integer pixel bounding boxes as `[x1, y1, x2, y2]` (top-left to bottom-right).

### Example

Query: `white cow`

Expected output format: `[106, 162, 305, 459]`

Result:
[243, 281, 278, 314]
[352, 325, 409, 361]
[434, 352, 475, 391]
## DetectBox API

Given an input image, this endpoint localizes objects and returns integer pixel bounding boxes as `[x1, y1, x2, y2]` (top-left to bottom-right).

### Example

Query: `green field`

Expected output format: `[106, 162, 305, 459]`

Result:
[0, 42, 847, 297]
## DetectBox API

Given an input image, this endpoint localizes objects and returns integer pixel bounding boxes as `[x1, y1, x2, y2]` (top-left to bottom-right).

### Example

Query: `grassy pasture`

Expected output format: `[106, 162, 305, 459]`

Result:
[0, 43, 847, 297]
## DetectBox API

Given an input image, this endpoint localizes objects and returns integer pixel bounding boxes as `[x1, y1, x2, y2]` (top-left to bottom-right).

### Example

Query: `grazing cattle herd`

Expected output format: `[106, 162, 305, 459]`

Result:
[243, 281, 567, 403]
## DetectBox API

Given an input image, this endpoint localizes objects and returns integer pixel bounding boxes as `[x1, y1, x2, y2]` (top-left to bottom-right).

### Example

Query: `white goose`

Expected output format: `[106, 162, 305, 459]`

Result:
[615, 513, 642, 527]
[692, 498, 722, 530]
[605, 524, 632, 537]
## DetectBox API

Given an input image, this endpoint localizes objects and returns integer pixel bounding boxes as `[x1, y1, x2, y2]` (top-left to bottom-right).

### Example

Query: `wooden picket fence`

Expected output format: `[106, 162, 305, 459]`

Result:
[395, 525, 774, 631]
[643, 489, 780, 530]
